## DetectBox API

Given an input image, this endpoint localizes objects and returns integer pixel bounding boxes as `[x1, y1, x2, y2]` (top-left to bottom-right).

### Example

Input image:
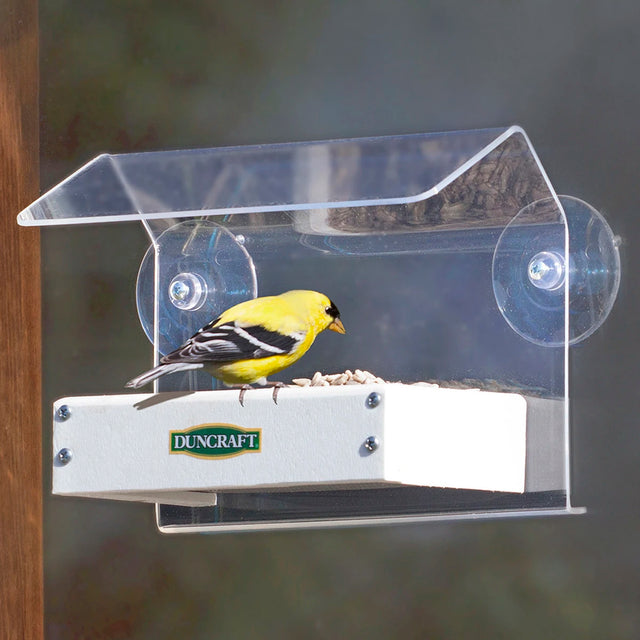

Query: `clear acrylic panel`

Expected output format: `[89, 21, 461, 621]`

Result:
[37, 127, 614, 532]
[21, 127, 516, 226]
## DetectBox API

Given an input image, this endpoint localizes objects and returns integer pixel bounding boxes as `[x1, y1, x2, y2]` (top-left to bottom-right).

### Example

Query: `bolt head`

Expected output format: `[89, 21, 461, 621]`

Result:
[170, 279, 190, 301]
[57, 448, 73, 465]
[168, 272, 208, 311]
[364, 436, 379, 452]
[56, 405, 71, 421]
[366, 392, 381, 408]
[527, 251, 565, 291]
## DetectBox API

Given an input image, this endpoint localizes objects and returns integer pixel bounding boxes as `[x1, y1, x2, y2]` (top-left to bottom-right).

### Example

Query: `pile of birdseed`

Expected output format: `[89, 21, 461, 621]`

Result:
[290, 369, 439, 388]
[289, 372, 553, 397]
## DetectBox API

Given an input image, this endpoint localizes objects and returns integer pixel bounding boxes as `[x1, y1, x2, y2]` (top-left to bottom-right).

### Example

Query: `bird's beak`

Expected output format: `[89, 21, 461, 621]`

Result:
[329, 318, 346, 334]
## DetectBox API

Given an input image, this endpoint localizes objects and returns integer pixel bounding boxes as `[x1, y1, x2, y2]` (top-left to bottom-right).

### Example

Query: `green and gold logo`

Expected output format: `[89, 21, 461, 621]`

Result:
[169, 424, 261, 459]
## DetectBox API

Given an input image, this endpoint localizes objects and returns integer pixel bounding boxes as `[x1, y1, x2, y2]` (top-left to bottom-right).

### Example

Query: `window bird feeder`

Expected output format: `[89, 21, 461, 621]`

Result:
[20, 126, 621, 533]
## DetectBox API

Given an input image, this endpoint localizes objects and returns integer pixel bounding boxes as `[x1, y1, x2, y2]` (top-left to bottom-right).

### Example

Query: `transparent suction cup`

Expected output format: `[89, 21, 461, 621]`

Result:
[492, 196, 620, 346]
[137, 220, 257, 355]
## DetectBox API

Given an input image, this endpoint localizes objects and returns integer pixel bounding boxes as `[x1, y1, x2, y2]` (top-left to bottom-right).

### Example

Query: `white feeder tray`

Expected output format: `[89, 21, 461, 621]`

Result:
[52, 383, 563, 506]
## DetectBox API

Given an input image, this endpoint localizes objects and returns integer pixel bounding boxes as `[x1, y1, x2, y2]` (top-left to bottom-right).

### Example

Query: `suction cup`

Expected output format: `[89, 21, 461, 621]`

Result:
[136, 220, 257, 355]
[492, 196, 620, 347]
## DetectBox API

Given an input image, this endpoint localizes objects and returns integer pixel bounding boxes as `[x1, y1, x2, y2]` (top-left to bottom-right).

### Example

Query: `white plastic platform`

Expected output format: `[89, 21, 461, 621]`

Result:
[51, 384, 564, 506]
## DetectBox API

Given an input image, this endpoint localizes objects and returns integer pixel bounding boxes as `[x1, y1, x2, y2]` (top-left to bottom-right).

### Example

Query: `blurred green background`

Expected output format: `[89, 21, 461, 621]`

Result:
[41, 1, 639, 638]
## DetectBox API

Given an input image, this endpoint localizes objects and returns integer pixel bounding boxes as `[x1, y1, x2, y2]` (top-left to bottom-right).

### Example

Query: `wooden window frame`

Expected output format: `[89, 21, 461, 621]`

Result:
[0, 1, 43, 638]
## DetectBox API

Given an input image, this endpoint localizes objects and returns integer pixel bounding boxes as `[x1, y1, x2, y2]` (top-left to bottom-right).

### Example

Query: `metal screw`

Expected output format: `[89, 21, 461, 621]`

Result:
[235, 234, 246, 245]
[366, 392, 381, 408]
[57, 448, 73, 465]
[170, 279, 190, 301]
[527, 251, 565, 291]
[56, 405, 71, 421]
[168, 272, 208, 311]
[364, 436, 379, 452]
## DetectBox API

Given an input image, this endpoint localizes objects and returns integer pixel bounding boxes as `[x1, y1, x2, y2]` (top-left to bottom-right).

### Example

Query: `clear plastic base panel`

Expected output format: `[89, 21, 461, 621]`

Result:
[157, 490, 569, 531]
[37, 127, 600, 531]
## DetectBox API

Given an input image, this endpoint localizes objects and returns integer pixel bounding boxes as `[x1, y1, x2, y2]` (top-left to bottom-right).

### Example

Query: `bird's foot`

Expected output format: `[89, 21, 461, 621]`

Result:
[265, 381, 286, 405]
[238, 384, 252, 407]
[235, 381, 285, 406]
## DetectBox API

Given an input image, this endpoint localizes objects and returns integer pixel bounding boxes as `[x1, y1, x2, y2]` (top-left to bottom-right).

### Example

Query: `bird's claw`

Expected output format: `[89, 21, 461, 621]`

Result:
[237, 381, 285, 406]
[271, 382, 285, 405]
[238, 385, 252, 407]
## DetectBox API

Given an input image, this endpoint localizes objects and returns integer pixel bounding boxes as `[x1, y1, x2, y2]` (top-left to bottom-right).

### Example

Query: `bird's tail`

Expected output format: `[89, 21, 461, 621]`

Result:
[125, 362, 204, 389]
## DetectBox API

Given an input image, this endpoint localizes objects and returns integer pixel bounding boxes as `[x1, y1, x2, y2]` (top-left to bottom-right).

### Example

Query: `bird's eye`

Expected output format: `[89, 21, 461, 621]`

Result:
[325, 306, 332, 313]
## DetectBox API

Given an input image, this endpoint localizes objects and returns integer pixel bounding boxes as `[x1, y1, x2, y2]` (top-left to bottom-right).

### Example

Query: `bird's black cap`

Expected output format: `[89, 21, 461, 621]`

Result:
[326, 300, 340, 319]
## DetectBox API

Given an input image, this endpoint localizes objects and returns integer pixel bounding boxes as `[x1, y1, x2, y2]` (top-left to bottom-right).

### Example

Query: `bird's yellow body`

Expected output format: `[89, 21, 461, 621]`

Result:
[206, 345, 312, 385]
[203, 291, 332, 384]
[125, 290, 345, 391]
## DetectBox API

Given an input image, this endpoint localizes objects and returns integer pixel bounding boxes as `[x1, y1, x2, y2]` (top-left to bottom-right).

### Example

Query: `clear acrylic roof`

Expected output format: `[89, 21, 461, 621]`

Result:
[19, 127, 531, 226]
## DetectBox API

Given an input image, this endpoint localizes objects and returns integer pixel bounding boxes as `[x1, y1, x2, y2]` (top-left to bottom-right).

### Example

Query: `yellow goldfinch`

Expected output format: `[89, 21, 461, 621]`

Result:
[125, 290, 345, 403]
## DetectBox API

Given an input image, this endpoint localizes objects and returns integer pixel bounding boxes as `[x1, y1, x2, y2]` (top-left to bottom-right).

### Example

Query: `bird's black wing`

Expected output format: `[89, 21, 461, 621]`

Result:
[160, 321, 303, 364]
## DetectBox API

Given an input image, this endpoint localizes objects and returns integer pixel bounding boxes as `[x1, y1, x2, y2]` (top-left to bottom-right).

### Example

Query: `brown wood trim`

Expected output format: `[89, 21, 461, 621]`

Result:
[0, 1, 43, 638]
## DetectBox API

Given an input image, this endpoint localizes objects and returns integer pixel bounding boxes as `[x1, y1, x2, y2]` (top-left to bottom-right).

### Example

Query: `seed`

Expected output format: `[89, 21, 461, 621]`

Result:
[289, 370, 397, 389]
[332, 373, 348, 385]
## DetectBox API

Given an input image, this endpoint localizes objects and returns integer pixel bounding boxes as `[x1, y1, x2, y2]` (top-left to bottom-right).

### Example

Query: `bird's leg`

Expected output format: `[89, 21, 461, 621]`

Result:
[265, 381, 286, 405]
[233, 381, 285, 406]
[238, 384, 252, 407]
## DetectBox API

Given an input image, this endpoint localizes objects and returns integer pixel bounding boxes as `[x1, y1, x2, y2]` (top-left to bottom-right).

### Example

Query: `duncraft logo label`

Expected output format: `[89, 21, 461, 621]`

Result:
[170, 424, 261, 459]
